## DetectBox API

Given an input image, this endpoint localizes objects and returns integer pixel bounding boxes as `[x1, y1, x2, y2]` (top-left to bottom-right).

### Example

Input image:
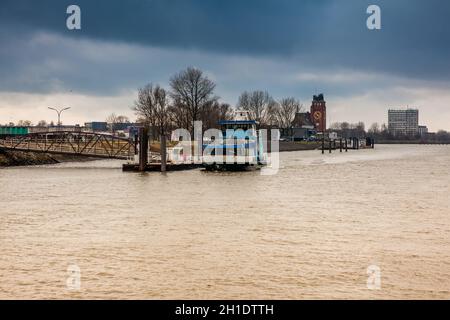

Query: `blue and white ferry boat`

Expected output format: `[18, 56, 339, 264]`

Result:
[202, 111, 266, 171]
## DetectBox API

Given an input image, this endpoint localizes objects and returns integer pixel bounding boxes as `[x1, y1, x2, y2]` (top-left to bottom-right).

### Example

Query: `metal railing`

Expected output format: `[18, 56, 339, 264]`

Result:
[0, 131, 135, 159]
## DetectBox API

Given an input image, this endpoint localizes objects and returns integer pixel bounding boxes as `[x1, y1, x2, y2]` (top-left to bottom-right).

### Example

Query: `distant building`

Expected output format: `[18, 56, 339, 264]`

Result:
[28, 125, 82, 133]
[126, 125, 144, 138]
[310, 94, 327, 133]
[418, 125, 428, 136]
[388, 109, 419, 136]
[289, 94, 326, 140]
[85, 122, 108, 132]
[1, 125, 84, 135]
[292, 112, 313, 128]
[292, 94, 327, 132]
[288, 127, 316, 141]
[111, 122, 133, 132]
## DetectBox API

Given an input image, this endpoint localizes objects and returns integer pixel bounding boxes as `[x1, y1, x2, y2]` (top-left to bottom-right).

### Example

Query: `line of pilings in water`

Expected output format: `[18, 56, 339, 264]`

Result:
[321, 137, 375, 154]
[124, 129, 376, 172]
[123, 127, 202, 172]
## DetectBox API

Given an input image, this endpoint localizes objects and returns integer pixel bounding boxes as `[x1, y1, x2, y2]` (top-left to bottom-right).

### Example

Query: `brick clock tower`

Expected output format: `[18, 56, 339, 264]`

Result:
[310, 94, 327, 133]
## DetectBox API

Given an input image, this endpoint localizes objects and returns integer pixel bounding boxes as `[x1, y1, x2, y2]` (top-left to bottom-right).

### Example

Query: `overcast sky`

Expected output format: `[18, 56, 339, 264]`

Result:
[1, 0, 449, 131]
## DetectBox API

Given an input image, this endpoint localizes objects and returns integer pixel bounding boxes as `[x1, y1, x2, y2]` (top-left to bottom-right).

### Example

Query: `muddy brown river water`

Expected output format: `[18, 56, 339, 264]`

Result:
[1, 144, 449, 299]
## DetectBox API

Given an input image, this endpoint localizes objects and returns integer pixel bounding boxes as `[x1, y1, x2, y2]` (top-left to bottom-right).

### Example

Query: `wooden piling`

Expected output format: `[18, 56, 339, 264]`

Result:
[139, 127, 148, 172]
[322, 135, 325, 154]
[161, 134, 167, 172]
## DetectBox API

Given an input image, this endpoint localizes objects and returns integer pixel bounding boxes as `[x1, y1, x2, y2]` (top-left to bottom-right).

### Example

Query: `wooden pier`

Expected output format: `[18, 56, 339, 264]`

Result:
[123, 127, 202, 172]
[321, 137, 375, 153]
[122, 162, 202, 172]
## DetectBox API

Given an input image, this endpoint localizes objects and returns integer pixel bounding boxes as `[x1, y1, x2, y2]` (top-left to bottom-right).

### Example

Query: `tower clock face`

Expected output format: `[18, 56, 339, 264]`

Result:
[313, 111, 322, 121]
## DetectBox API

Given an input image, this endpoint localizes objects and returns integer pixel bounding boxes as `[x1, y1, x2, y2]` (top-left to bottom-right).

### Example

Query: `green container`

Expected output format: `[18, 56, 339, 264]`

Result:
[0, 126, 29, 135]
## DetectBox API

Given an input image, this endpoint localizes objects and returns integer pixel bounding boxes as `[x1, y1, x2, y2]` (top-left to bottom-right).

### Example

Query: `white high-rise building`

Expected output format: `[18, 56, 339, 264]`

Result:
[388, 109, 419, 136]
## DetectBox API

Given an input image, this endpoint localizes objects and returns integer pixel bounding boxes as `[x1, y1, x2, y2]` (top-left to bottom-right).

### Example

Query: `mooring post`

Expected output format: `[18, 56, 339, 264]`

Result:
[161, 134, 167, 172]
[322, 135, 325, 154]
[139, 127, 148, 172]
[134, 134, 138, 156]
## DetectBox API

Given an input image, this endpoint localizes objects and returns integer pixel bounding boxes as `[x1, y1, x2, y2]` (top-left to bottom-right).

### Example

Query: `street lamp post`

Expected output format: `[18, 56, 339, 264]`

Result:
[48, 107, 71, 129]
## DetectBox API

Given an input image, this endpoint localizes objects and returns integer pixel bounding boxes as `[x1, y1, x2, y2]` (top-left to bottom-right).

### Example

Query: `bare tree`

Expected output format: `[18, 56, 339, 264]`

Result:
[275, 97, 301, 129]
[436, 130, 450, 142]
[380, 123, 390, 138]
[237, 90, 277, 126]
[153, 86, 171, 136]
[116, 115, 130, 123]
[217, 102, 234, 122]
[167, 98, 190, 131]
[17, 120, 32, 126]
[329, 122, 342, 130]
[355, 121, 366, 134]
[106, 113, 118, 134]
[340, 122, 350, 131]
[106, 113, 118, 124]
[37, 120, 48, 127]
[368, 122, 380, 135]
[133, 83, 171, 137]
[169, 67, 216, 131]
[133, 85, 155, 128]
[200, 101, 234, 130]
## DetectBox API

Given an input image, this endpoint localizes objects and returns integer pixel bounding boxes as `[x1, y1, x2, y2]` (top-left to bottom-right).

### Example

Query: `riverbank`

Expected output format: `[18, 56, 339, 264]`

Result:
[0, 149, 99, 167]
[375, 139, 450, 144]
[279, 141, 321, 152]
[0, 149, 58, 167]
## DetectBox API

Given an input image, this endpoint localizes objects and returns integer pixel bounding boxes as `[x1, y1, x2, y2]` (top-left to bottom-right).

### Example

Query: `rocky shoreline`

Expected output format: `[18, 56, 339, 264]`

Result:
[0, 149, 101, 167]
[0, 149, 59, 167]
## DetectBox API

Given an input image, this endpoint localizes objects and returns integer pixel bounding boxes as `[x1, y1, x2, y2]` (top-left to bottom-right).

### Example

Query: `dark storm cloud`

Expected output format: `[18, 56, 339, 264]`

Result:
[1, 0, 450, 80]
